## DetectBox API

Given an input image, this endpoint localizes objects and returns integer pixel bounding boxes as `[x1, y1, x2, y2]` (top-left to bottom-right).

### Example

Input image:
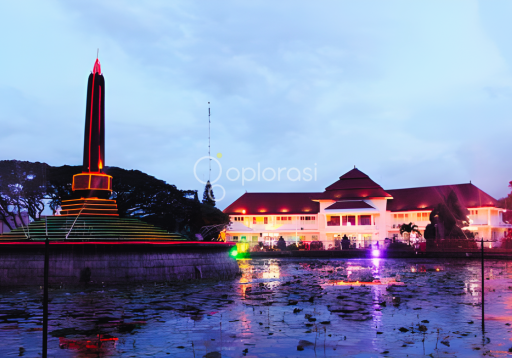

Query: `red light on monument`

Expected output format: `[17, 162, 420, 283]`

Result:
[93, 58, 101, 74]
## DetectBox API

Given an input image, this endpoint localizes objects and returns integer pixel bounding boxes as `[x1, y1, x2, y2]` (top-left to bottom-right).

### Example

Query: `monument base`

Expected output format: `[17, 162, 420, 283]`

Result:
[0, 241, 239, 286]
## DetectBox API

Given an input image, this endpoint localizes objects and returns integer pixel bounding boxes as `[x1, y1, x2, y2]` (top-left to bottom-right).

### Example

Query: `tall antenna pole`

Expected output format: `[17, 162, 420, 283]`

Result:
[208, 102, 211, 182]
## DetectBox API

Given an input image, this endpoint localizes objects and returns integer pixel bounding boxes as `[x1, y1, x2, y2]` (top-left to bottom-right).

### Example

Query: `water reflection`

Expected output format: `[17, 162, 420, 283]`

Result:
[1, 258, 512, 357]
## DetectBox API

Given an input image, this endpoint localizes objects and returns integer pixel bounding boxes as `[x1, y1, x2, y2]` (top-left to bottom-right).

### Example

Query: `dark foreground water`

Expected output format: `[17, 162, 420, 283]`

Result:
[1, 258, 512, 357]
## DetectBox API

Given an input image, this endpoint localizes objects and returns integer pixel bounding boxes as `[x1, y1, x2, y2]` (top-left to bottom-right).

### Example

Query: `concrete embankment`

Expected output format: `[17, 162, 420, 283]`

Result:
[0, 241, 240, 286]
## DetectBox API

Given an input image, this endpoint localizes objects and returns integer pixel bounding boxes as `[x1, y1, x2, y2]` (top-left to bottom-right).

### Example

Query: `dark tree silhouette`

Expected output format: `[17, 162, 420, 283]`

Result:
[424, 190, 470, 241]
[0, 160, 49, 228]
[277, 236, 287, 250]
[202, 180, 216, 207]
[497, 181, 512, 224]
[44, 164, 228, 239]
[1, 160, 228, 238]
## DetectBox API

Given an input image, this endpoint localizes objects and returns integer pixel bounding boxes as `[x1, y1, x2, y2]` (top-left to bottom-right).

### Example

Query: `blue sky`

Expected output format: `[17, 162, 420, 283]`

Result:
[1, 0, 511, 208]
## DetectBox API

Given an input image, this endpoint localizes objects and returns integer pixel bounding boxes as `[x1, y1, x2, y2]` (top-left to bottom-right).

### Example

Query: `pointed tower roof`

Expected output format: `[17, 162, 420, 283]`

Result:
[313, 168, 392, 200]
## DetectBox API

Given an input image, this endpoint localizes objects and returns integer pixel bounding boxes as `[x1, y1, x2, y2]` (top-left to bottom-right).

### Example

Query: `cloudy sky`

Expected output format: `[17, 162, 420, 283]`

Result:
[1, 0, 511, 208]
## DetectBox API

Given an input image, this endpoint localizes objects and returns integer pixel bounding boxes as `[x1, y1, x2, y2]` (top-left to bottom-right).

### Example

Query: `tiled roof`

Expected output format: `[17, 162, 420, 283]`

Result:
[222, 168, 500, 216]
[386, 183, 497, 212]
[313, 168, 392, 200]
[223, 192, 320, 215]
[325, 201, 376, 210]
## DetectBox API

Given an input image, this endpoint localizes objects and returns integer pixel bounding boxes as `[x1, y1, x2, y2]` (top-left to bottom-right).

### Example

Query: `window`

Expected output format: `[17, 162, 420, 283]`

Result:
[470, 210, 479, 216]
[300, 216, 316, 221]
[346, 215, 356, 226]
[241, 236, 246, 241]
[232, 236, 239, 242]
[328, 216, 340, 226]
[312, 235, 318, 240]
[234, 217, 244, 222]
[422, 212, 429, 220]
[253, 217, 256, 224]
[417, 213, 422, 220]
[264, 217, 268, 224]
[252, 236, 259, 242]
[359, 215, 371, 225]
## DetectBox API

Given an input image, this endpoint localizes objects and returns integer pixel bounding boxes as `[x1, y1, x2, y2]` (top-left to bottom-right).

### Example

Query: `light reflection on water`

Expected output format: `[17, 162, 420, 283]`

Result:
[1, 258, 512, 357]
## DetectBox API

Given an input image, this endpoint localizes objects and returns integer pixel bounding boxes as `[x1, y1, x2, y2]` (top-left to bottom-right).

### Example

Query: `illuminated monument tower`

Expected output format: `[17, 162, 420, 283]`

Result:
[59, 58, 118, 216]
[0, 57, 239, 286]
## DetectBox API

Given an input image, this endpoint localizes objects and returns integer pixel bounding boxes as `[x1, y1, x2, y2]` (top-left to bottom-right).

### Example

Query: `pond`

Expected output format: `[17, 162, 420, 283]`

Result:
[1, 258, 512, 357]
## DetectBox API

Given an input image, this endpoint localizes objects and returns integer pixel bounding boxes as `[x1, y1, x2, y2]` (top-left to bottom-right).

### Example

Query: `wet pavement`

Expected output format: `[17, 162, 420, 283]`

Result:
[2, 257, 512, 357]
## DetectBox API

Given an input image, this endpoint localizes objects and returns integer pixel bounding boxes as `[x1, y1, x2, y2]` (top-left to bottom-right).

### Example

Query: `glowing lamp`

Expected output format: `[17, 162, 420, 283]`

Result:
[371, 249, 380, 257]
[242, 210, 246, 214]
[230, 248, 238, 257]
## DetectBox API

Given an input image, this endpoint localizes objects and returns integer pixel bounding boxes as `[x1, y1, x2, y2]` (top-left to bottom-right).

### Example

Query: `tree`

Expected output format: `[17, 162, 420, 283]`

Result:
[45, 164, 228, 240]
[202, 180, 216, 207]
[0, 160, 49, 229]
[277, 236, 287, 251]
[1, 160, 228, 239]
[399, 222, 422, 245]
[497, 181, 512, 224]
[424, 189, 471, 241]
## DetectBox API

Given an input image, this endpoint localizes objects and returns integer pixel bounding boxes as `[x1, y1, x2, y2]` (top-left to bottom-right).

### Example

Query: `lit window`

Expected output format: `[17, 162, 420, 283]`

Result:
[253, 217, 256, 224]
[264, 217, 268, 224]
[252, 236, 258, 242]
[359, 215, 371, 225]
[328, 216, 340, 226]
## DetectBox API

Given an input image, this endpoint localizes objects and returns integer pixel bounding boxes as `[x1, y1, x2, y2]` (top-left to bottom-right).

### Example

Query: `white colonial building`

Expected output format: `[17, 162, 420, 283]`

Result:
[223, 168, 511, 249]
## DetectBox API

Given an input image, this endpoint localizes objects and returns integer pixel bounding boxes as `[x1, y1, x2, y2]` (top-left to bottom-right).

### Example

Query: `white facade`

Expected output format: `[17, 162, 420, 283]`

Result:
[223, 169, 511, 249]
[226, 205, 510, 249]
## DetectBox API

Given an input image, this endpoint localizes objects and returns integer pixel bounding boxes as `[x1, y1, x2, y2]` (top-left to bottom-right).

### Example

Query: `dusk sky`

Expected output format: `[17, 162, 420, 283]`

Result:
[1, 0, 511, 208]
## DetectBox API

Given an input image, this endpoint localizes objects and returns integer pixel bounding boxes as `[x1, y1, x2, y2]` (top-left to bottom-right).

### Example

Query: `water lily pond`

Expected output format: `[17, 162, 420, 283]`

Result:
[2, 257, 512, 357]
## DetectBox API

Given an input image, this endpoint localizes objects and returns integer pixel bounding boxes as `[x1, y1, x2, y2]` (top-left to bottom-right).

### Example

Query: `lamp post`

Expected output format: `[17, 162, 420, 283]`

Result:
[481, 237, 484, 334]
[42, 233, 49, 357]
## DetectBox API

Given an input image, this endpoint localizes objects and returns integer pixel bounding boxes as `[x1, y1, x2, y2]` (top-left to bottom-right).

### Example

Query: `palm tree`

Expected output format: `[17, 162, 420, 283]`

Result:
[399, 222, 422, 246]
